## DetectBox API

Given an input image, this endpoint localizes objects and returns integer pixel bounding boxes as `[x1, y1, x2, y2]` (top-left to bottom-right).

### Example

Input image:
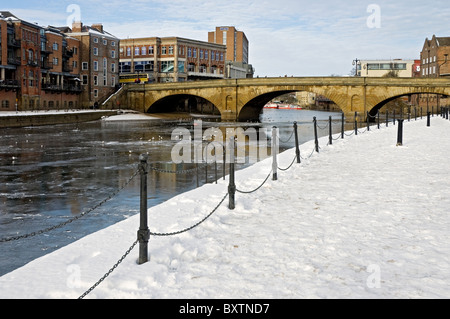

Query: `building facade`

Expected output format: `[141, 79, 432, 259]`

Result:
[357, 59, 417, 77]
[208, 26, 254, 78]
[0, 11, 82, 111]
[419, 35, 450, 109]
[119, 37, 226, 83]
[63, 22, 120, 108]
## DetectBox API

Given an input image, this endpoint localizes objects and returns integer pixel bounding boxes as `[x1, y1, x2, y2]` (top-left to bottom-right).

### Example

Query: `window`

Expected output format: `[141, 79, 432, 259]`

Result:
[2, 100, 10, 108]
[94, 60, 98, 71]
[367, 63, 380, 70]
[211, 51, 215, 61]
[82, 75, 88, 85]
[135, 47, 140, 56]
[141, 46, 146, 55]
[223, 31, 227, 45]
[53, 57, 58, 66]
[162, 46, 167, 55]
[103, 76, 107, 86]
[188, 48, 192, 58]
[93, 75, 98, 86]
[111, 63, 116, 73]
[205, 50, 208, 60]
[53, 42, 59, 50]
[94, 89, 98, 97]
[169, 46, 173, 55]
[193, 48, 197, 58]
[149, 46, 154, 55]
[161, 61, 174, 72]
[82, 62, 88, 70]
[93, 47, 98, 56]
[200, 50, 203, 59]
[111, 41, 116, 47]
[111, 76, 116, 87]
[93, 37, 99, 43]
[111, 50, 116, 58]
[103, 39, 107, 45]
[127, 47, 131, 56]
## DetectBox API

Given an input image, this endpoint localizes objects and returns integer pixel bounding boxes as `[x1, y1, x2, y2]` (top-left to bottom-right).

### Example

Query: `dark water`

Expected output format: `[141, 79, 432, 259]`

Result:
[0, 108, 343, 276]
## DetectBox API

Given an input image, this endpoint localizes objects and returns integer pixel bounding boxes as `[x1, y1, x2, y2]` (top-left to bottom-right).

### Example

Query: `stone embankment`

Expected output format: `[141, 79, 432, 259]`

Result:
[0, 110, 117, 128]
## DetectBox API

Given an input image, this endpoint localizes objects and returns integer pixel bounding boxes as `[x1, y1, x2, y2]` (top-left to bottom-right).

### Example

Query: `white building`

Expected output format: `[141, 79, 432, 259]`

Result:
[357, 59, 417, 77]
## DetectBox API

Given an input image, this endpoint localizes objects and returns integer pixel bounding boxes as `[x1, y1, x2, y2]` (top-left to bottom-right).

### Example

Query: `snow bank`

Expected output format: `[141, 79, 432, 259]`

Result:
[1, 117, 449, 299]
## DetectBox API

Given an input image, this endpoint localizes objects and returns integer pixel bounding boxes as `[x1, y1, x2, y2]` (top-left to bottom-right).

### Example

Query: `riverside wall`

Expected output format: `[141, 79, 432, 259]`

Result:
[0, 111, 117, 128]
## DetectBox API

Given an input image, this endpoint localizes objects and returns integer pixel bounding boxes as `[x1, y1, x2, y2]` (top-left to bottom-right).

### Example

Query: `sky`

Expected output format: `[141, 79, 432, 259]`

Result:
[3, 0, 450, 77]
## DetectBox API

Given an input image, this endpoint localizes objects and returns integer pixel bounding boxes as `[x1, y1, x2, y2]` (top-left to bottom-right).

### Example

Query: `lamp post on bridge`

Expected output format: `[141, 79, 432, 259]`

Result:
[352, 58, 361, 76]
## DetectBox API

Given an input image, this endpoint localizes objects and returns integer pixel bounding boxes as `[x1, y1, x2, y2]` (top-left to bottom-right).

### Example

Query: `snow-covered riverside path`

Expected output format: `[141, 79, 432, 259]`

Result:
[1, 116, 449, 299]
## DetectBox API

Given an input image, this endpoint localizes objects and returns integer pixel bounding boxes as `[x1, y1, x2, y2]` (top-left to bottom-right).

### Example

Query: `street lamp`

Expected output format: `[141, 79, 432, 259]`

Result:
[352, 58, 360, 76]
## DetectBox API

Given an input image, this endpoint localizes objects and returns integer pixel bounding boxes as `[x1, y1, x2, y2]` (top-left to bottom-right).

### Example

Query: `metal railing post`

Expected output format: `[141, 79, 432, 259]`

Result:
[293, 121, 301, 163]
[313, 117, 319, 152]
[341, 112, 344, 139]
[328, 116, 332, 145]
[137, 154, 150, 265]
[272, 126, 278, 180]
[228, 137, 236, 210]
[396, 119, 404, 146]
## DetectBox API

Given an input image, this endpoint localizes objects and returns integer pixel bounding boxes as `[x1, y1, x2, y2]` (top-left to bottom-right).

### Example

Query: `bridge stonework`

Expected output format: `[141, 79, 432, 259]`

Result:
[106, 77, 450, 121]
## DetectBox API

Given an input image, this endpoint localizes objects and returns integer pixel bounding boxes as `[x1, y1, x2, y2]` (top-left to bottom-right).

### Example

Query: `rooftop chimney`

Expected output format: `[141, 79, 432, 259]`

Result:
[72, 21, 82, 32]
[91, 23, 103, 33]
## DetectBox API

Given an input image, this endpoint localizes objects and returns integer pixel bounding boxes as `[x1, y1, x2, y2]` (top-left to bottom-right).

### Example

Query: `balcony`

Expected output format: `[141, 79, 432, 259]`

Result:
[41, 60, 53, 70]
[63, 48, 74, 58]
[0, 79, 20, 91]
[7, 57, 21, 66]
[7, 38, 21, 48]
[27, 60, 39, 67]
[41, 83, 82, 94]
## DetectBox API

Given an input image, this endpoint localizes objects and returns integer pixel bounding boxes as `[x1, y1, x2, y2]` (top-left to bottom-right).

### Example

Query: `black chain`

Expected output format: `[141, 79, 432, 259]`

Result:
[78, 239, 139, 299]
[236, 170, 272, 194]
[0, 169, 139, 243]
[150, 192, 228, 236]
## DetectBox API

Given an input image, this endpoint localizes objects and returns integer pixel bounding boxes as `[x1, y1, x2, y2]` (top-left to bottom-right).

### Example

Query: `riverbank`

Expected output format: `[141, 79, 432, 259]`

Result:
[0, 116, 449, 299]
[0, 110, 118, 128]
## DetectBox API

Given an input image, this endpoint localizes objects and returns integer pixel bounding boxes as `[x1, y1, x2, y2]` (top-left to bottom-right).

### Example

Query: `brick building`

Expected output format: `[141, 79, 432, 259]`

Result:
[208, 26, 254, 78]
[62, 22, 120, 108]
[419, 35, 450, 109]
[119, 37, 226, 83]
[0, 12, 82, 111]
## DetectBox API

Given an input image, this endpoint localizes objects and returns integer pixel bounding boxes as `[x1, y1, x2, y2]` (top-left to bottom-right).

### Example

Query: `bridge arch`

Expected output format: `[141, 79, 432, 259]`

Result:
[366, 87, 450, 117]
[237, 86, 344, 121]
[146, 93, 221, 116]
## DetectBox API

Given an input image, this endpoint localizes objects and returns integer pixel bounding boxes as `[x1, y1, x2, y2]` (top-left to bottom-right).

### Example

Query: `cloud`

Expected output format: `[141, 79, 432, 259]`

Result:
[5, 0, 450, 76]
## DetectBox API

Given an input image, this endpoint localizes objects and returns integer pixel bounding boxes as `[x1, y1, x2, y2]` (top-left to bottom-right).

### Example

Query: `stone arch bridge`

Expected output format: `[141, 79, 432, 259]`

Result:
[106, 77, 450, 121]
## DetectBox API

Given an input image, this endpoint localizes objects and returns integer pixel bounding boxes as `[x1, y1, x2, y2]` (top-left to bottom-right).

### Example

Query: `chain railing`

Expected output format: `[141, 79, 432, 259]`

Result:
[0, 169, 139, 243]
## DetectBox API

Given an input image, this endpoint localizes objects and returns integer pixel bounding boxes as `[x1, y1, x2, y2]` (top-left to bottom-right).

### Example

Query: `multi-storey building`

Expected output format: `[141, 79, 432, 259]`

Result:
[419, 35, 450, 109]
[119, 37, 226, 83]
[62, 22, 120, 108]
[0, 11, 82, 111]
[420, 35, 450, 77]
[208, 26, 254, 78]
